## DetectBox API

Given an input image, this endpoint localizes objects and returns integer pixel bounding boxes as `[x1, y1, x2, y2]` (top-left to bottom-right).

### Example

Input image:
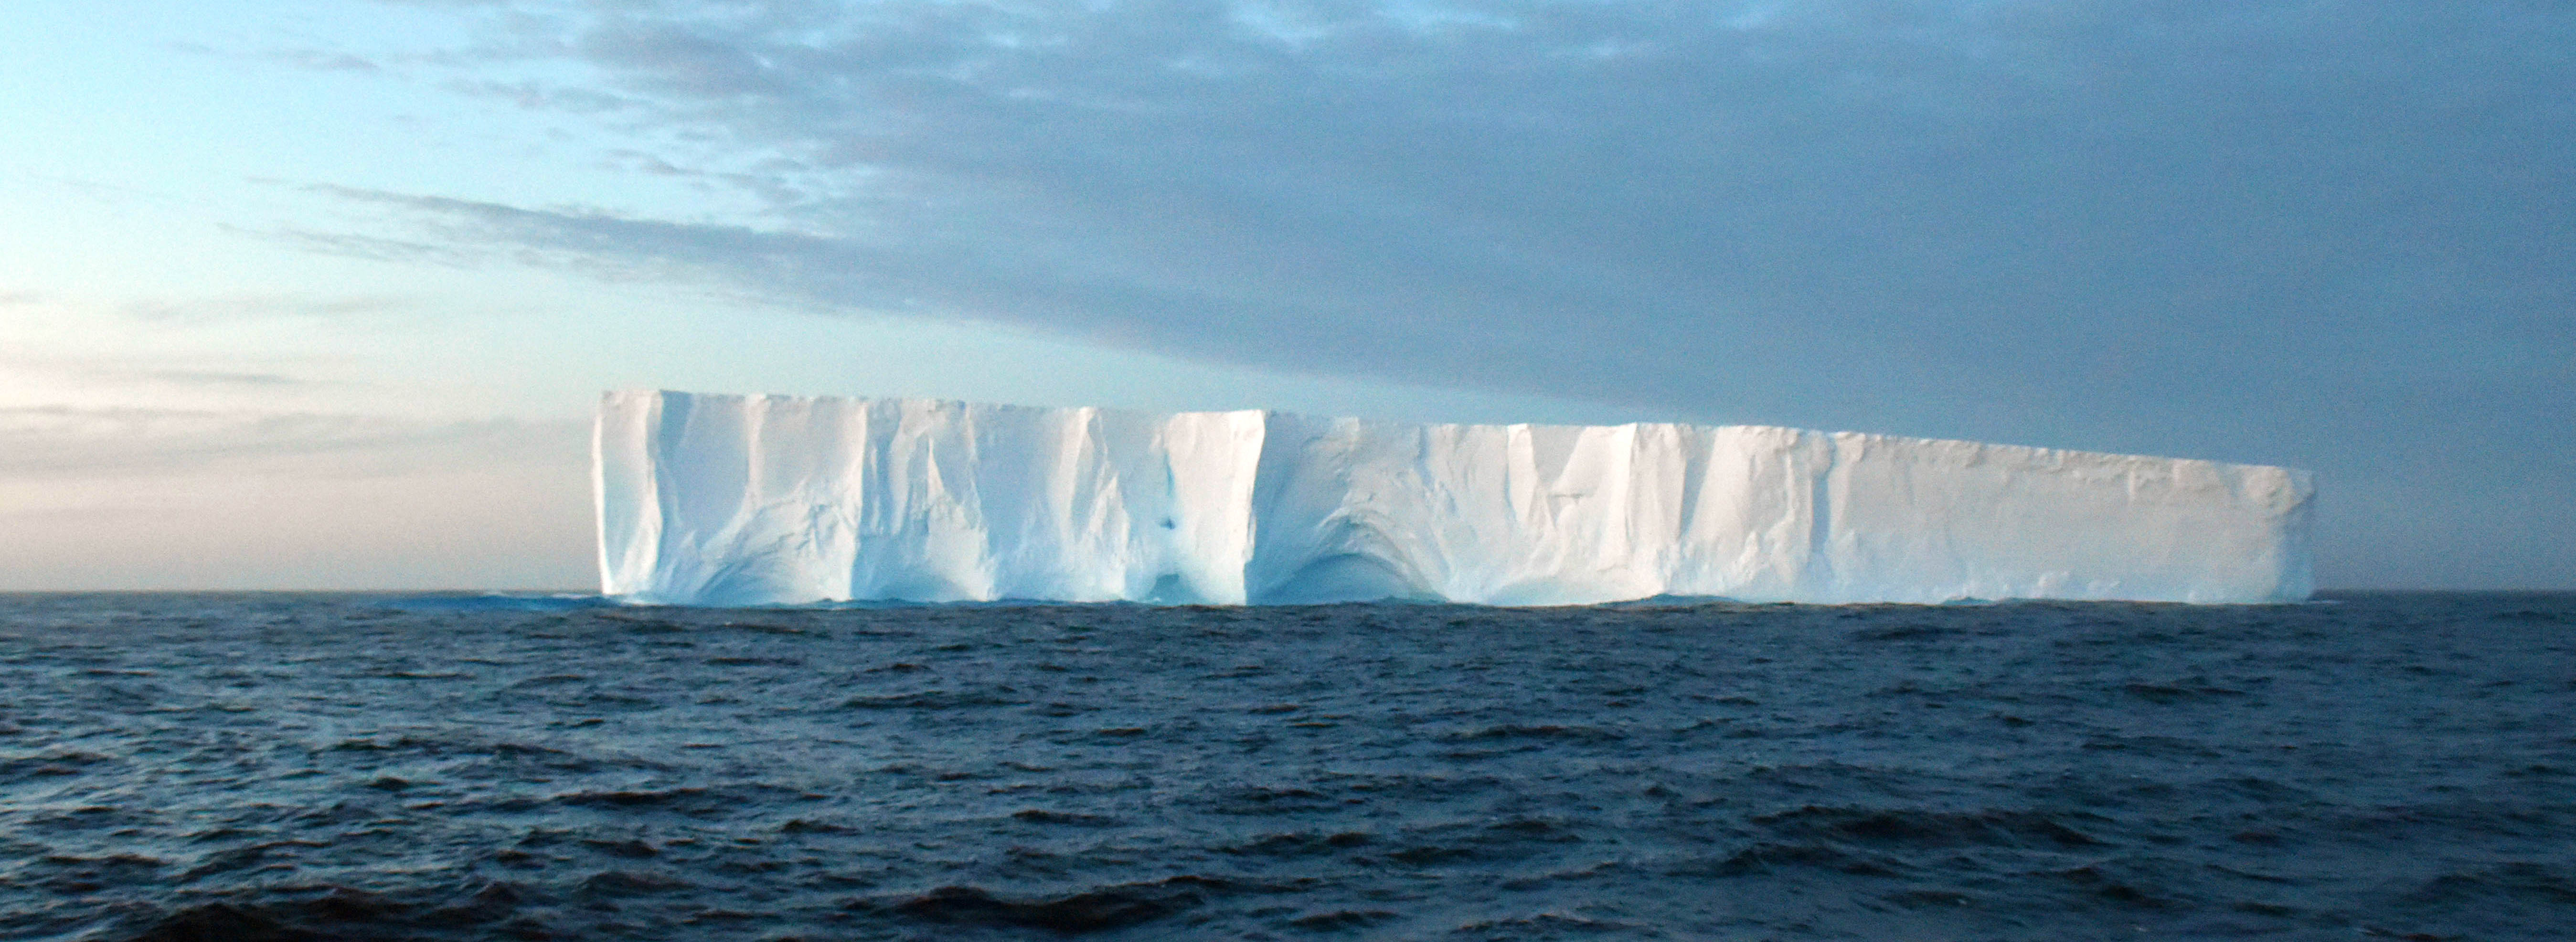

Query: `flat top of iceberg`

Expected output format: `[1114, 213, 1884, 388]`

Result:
[635, 389, 2297, 471]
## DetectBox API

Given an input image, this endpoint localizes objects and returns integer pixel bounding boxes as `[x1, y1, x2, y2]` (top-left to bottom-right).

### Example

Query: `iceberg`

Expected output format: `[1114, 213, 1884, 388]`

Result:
[595, 391, 2313, 606]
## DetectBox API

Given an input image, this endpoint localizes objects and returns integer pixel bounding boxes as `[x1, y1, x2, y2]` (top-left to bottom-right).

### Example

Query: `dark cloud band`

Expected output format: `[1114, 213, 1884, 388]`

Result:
[284, 0, 2574, 586]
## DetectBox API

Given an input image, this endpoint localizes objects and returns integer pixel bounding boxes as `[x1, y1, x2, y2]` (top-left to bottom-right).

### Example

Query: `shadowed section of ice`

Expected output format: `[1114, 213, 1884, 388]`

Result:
[596, 391, 2313, 606]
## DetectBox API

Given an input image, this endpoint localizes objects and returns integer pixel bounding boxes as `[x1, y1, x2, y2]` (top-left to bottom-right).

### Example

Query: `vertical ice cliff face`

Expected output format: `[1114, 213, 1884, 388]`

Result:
[597, 391, 2313, 605]
[596, 391, 1263, 605]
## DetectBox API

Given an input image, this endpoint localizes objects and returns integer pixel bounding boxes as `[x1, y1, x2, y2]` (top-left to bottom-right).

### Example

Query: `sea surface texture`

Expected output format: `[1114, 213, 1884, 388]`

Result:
[2, 592, 2569, 941]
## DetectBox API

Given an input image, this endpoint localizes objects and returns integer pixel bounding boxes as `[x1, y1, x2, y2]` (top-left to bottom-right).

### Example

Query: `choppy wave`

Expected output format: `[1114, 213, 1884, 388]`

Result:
[1, 592, 2570, 939]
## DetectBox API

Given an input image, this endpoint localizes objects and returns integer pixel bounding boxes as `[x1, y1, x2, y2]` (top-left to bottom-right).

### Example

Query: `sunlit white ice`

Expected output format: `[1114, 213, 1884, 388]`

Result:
[596, 391, 2312, 606]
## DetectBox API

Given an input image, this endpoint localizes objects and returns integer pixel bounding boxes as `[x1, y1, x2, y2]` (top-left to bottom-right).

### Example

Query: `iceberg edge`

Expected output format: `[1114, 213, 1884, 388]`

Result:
[596, 390, 2313, 606]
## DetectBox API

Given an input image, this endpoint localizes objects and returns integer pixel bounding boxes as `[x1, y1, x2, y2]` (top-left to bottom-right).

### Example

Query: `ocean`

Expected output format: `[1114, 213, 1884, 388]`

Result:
[1, 592, 2569, 940]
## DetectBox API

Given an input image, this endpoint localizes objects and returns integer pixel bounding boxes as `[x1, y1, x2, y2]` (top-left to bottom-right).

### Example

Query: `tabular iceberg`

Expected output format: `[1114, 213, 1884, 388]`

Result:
[596, 391, 2314, 606]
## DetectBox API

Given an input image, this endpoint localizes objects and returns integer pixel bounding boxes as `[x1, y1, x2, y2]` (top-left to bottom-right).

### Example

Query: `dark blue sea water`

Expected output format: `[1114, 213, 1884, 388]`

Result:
[2, 593, 2570, 941]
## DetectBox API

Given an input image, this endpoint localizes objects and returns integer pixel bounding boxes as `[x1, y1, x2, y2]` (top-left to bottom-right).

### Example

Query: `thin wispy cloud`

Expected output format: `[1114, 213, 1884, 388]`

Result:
[0, 405, 580, 476]
[116, 292, 413, 322]
[229, 223, 497, 269]
[270, 49, 385, 73]
[0, 350, 327, 395]
[137, 370, 307, 388]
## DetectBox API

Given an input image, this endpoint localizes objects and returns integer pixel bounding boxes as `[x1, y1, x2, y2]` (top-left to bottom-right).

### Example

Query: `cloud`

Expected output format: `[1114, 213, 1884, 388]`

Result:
[309, 1, 2570, 445]
[137, 370, 306, 388]
[0, 349, 333, 397]
[117, 291, 413, 322]
[228, 222, 497, 268]
[279, 0, 2574, 585]
[0, 405, 578, 477]
[271, 48, 385, 72]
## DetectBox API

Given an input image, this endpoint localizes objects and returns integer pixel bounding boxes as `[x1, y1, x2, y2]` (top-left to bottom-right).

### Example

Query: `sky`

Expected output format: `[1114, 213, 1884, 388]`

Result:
[2, 0, 2569, 592]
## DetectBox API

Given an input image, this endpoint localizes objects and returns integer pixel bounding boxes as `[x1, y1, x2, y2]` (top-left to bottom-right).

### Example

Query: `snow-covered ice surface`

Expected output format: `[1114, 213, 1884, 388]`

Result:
[595, 391, 2313, 606]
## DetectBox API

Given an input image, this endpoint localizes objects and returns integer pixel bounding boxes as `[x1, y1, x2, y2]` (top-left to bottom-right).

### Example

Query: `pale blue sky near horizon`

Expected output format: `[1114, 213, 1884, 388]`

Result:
[2, 0, 2569, 591]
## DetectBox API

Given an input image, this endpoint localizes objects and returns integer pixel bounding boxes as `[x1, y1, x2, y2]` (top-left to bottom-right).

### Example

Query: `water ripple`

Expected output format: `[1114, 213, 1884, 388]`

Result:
[0, 591, 2569, 939]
